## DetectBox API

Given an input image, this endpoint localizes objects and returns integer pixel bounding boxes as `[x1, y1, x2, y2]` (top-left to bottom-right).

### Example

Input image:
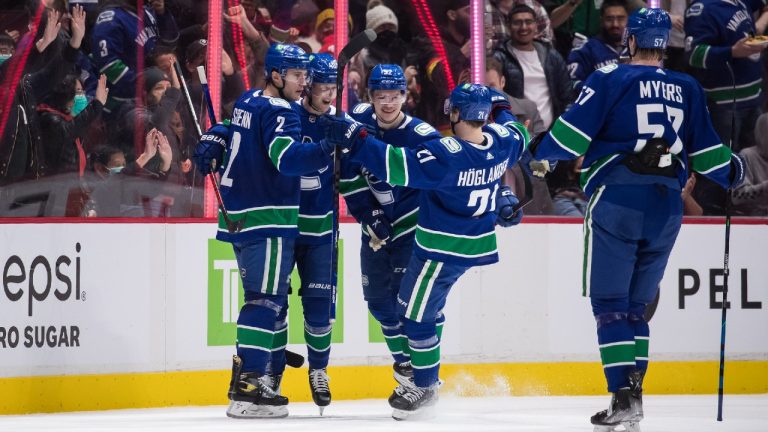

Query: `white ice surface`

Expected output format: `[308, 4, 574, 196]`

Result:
[1, 395, 765, 432]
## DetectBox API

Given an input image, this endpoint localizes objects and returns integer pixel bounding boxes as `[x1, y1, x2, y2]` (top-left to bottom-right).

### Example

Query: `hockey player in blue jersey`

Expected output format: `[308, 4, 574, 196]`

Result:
[567, 0, 629, 91]
[284, 52, 339, 414]
[193, 43, 334, 419]
[338, 64, 443, 389]
[91, 0, 179, 112]
[323, 83, 528, 419]
[530, 9, 746, 431]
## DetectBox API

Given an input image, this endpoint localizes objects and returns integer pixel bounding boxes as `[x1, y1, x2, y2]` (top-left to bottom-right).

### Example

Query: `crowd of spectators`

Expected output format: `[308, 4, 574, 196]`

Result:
[0, 0, 766, 217]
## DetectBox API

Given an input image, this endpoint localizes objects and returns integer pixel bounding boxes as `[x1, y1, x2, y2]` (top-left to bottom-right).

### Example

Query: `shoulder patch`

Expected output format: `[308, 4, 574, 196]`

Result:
[686, 3, 703, 18]
[96, 10, 115, 24]
[269, 98, 291, 109]
[414, 122, 437, 137]
[352, 103, 371, 114]
[486, 123, 510, 138]
[440, 137, 462, 154]
[597, 63, 618, 74]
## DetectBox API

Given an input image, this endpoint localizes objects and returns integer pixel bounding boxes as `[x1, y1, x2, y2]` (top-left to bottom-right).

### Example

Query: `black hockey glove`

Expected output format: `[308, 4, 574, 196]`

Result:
[194, 122, 229, 175]
[495, 186, 523, 227]
[319, 114, 368, 154]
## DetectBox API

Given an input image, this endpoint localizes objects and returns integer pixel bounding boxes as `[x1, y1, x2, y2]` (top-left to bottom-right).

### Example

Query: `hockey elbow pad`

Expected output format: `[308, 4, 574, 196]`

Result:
[729, 153, 746, 188]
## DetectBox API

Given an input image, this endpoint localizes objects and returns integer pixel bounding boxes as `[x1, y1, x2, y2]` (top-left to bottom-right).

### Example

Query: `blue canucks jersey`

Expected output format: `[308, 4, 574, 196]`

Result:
[339, 103, 442, 243]
[216, 90, 331, 243]
[685, 0, 765, 108]
[535, 64, 736, 197]
[347, 110, 529, 267]
[294, 101, 336, 245]
[91, 6, 179, 102]
[567, 36, 626, 91]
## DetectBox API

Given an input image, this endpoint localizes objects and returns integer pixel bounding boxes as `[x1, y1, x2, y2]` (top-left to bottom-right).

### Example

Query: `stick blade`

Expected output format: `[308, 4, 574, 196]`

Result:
[338, 29, 377, 66]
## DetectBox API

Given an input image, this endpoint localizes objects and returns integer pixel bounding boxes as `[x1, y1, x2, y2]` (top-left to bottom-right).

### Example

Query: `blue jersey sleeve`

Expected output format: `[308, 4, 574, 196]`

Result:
[566, 45, 591, 91]
[684, 3, 734, 70]
[685, 79, 735, 189]
[492, 110, 530, 164]
[262, 99, 330, 175]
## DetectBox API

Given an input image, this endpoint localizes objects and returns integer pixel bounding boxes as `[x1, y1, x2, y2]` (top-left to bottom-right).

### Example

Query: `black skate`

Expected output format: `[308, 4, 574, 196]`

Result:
[389, 384, 439, 420]
[226, 355, 289, 419]
[309, 368, 332, 415]
[264, 373, 283, 394]
[393, 361, 415, 388]
[590, 388, 643, 432]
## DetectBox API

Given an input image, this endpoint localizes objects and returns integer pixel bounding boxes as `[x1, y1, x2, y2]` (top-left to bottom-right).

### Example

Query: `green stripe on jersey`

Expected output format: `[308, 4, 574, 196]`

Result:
[689, 44, 709, 69]
[505, 121, 531, 151]
[218, 207, 298, 232]
[690, 144, 731, 174]
[298, 212, 333, 236]
[579, 153, 619, 191]
[386, 145, 408, 186]
[339, 175, 368, 196]
[392, 209, 418, 240]
[705, 80, 762, 104]
[415, 226, 497, 258]
[383, 333, 409, 357]
[272, 325, 288, 350]
[268, 136, 295, 170]
[550, 117, 591, 156]
[102, 60, 129, 83]
[237, 325, 274, 351]
[264, 239, 279, 295]
[599, 341, 636, 368]
[305, 327, 332, 352]
[635, 337, 649, 359]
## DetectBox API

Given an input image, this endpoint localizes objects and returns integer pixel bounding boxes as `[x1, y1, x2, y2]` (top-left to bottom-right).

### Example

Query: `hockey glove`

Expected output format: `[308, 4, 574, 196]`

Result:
[487, 87, 512, 123]
[729, 153, 746, 188]
[194, 122, 229, 175]
[319, 114, 368, 154]
[496, 186, 524, 227]
[519, 149, 556, 179]
[360, 208, 392, 251]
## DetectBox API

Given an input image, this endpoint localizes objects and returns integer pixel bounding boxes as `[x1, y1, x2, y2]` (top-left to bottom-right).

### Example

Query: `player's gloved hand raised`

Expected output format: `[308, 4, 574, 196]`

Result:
[495, 186, 523, 227]
[360, 208, 392, 251]
[194, 122, 229, 175]
[319, 114, 368, 154]
[487, 86, 512, 123]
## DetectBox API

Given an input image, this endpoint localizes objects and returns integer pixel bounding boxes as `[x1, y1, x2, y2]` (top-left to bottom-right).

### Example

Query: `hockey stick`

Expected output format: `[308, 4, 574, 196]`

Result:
[330, 29, 377, 314]
[196, 65, 304, 369]
[178, 62, 242, 234]
[717, 61, 738, 422]
[513, 159, 535, 213]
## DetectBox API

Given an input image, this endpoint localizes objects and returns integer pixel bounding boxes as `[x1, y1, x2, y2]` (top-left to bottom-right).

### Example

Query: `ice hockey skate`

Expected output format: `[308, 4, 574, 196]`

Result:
[309, 368, 332, 415]
[393, 361, 415, 388]
[225, 356, 289, 419]
[590, 387, 643, 432]
[389, 384, 439, 420]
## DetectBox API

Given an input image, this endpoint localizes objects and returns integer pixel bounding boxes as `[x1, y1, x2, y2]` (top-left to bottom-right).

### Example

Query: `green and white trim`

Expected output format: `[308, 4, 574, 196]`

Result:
[705, 78, 762, 105]
[579, 153, 620, 193]
[261, 238, 283, 295]
[410, 343, 441, 370]
[392, 208, 418, 240]
[305, 325, 332, 353]
[688, 44, 710, 69]
[298, 211, 333, 237]
[218, 206, 299, 233]
[549, 117, 592, 156]
[582, 186, 606, 297]
[236, 324, 274, 353]
[689, 144, 731, 174]
[635, 336, 649, 362]
[415, 226, 497, 260]
[599, 340, 636, 369]
[385, 145, 409, 186]
[268, 136, 296, 171]
[405, 260, 443, 322]
[339, 174, 369, 197]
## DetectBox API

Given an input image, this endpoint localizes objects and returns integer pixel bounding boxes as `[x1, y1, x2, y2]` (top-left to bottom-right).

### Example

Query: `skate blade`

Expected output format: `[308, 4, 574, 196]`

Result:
[226, 401, 288, 419]
[319, 406, 324, 416]
[593, 421, 641, 432]
[392, 405, 437, 421]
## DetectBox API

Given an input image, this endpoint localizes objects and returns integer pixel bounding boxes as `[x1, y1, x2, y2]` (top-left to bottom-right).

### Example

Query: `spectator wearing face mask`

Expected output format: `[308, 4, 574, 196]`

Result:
[37, 74, 109, 177]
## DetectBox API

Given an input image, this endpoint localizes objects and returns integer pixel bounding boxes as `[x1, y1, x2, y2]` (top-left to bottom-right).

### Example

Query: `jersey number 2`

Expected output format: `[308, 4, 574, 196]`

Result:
[220, 131, 241, 187]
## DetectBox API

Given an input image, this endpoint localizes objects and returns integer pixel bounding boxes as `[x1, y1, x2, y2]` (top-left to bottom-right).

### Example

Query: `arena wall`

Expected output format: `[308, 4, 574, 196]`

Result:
[0, 219, 766, 414]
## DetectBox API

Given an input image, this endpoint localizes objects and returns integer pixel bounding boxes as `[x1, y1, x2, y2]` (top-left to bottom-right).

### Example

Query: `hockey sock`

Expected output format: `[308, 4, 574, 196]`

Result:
[237, 298, 283, 374]
[436, 310, 445, 340]
[368, 298, 410, 363]
[629, 302, 650, 375]
[595, 312, 635, 392]
[302, 296, 333, 369]
[269, 305, 288, 377]
[404, 318, 440, 388]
